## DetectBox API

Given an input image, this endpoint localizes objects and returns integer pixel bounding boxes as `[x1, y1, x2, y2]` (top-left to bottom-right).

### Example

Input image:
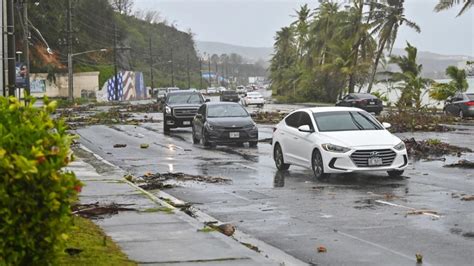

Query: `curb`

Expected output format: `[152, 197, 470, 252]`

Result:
[77, 144, 307, 266]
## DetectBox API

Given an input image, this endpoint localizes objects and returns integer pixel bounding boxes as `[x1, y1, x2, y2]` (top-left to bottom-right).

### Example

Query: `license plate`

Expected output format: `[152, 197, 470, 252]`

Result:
[368, 101, 375, 105]
[368, 157, 383, 166]
[229, 132, 240, 138]
[183, 121, 191, 125]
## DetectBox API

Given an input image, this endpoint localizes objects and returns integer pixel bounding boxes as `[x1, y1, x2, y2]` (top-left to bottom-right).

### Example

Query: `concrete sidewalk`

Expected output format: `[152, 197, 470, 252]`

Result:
[67, 155, 287, 265]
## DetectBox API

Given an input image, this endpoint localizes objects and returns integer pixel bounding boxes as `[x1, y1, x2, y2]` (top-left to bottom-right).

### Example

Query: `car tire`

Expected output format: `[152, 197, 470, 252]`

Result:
[192, 128, 200, 144]
[163, 120, 170, 133]
[202, 129, 211, 147]
[312, 149, 329, 179]
[459, 110, 464, 119]
[387, 170, 404, 177]
[375, 111, 381, 115]
[249, 141, 258, 147]
[274, 144, 290, 170]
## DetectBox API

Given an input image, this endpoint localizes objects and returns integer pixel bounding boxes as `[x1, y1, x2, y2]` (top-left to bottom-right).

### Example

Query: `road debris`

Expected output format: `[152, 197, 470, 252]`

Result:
[382, 110, 456, 133]
[140, 143, 150, 149]
[72, 202, 136, 219]
[250, 111, 287, 124]
[317, 246, 327, 253]
[242, 242, 260, 253]
[113, 144, 127, 148]
[416, 253, 423, 264]
[127, 172, 231, 190]
[460, 195, 474, 201]
[406, 210, 439, 216]
[218, 223, 236, 236]
[444, 159, 474, 169]
[404, 138, 472, 159]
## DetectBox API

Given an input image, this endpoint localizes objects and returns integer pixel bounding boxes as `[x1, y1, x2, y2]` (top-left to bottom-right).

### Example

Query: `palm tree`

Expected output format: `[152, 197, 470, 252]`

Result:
[434, 0, 473, 16]
[270, 27, 297, 96]
[430, 66, 468, 100]
[291, 4, 311, 60]
[366, 0, 420, 93]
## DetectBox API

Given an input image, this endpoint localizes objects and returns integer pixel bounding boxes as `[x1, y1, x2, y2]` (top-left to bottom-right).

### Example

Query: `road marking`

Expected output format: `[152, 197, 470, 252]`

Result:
[336, 230, 431, 265]
[375, 200, 441, 219]
[236, 163, 258, 171]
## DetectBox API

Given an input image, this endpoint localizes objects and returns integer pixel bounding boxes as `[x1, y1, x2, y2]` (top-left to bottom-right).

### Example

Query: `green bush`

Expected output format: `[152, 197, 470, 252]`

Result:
[0, 97, 81, 265]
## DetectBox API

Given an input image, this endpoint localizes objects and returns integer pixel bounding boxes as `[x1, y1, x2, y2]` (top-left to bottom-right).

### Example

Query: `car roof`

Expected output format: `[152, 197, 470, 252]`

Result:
[205, 101, 240, 106]
[167, 90, 200, 95]
[302, 106, 367, 113]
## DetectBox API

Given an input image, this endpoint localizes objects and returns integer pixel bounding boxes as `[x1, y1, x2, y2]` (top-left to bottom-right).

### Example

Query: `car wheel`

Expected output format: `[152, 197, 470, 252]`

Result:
[274, 144, 290, 170]
[387, 170, 404, 177]
[459, 110, 464, 119]
[192, 128, 200, 144]
[163, 120, 170, 133]
[202, 129, 211, 147]
[312, 149, 329, 179]
[375, 111, 381, 115]
[249, 141, 258, 147]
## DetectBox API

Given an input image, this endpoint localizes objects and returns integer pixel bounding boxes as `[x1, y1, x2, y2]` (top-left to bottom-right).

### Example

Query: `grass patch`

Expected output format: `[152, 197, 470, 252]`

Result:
[197, 226, 218, 233]
[142, 207, 174, 214]
[58, 216, 136, 266]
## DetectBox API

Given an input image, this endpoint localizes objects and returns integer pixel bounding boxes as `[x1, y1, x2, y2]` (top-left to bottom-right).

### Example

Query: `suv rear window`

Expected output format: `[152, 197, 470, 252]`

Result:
[167, 93, 204, 104]
[466, 94, 474, 101]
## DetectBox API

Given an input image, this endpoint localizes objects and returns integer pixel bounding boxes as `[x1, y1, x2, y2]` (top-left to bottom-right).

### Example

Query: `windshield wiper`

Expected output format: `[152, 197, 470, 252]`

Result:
[349, 112, 364, 130]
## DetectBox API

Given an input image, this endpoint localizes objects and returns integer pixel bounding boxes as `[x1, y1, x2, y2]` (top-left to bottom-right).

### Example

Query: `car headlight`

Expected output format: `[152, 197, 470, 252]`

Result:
[321, 143, 350, 153]
[205, 123, 214, 130]
[394, 141, 406, 151]
[165, 106, 171, 114]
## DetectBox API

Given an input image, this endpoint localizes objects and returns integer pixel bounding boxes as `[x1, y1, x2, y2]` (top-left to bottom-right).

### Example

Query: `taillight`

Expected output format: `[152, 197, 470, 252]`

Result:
[465, 101, 474, 106]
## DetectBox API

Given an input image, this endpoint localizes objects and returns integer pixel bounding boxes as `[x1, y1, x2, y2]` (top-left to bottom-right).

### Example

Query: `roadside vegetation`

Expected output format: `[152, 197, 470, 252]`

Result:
[58, 216, 135, 265]
[269, 0, 471, 110]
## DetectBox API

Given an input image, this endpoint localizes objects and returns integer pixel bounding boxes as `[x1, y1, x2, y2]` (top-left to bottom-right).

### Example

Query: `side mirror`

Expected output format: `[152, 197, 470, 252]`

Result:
[205, 99, 210, 102]
[382, 122, 391, 129]
[298, 125, 313, 133]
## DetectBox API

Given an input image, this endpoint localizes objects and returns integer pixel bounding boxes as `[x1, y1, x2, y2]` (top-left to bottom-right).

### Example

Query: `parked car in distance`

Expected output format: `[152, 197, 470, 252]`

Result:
[192, 102, 258, 147]
[217, 86, 227, 93]
[236, 86, 247, 94]
[207, 87, 217, 94]
[272, 107, 408, 178]
[163, 90, 207, 132]
[443, 92, 474, 118]
[156, 89, 167, 101]
[220, 90, 240, 102]
[336, 93, 383, 115]
[241, 92, 265, 107]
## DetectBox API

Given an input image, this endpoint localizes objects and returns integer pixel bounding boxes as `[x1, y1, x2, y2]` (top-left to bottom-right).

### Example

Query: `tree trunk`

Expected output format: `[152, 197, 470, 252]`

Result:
[367, 38, 387, 93]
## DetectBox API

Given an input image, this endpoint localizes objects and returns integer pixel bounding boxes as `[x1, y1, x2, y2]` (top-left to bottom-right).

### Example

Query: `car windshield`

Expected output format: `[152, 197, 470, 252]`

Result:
[167, 93, 203, 104]
[467, 94, 474, 100]
[223, 91, 237, 95]
[207, 104, 249, 118]
[248, 93, 262, 97]
[313, 111, 383, 132]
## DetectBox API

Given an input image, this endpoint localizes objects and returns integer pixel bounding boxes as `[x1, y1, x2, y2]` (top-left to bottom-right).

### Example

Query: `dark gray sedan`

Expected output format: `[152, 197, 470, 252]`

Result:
[444, 92, 474, 118]
[192, 102, 258, 147]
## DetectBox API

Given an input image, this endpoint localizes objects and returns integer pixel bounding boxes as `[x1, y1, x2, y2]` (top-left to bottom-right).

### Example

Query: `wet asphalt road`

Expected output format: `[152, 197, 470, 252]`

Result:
[75, 106, 474, 266]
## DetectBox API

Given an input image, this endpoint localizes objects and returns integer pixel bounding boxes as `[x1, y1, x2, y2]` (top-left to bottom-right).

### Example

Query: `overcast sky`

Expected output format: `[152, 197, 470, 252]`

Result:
[134, 0, 473, 56]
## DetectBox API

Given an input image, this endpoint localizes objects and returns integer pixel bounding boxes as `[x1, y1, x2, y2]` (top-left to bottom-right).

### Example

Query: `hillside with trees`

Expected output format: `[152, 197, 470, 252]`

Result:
[22, 0, 201, 89]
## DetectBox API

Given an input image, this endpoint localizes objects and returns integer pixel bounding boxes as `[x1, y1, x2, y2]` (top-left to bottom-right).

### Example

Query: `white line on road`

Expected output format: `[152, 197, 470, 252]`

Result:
[235, 163, 258, 171]
[336, 230, 431, 265]
[374, 200, 441, 219]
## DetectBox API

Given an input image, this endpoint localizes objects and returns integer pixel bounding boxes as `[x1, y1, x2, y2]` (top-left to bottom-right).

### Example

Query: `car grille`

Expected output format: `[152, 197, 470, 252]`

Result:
[173, 108, 198, 118]
[350, 149, 396, 167]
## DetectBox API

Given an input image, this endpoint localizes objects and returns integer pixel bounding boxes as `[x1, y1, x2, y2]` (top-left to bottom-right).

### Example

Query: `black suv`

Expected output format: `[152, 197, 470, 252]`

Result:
[219, 90, 240, 102]
[163, 90, 207, 132]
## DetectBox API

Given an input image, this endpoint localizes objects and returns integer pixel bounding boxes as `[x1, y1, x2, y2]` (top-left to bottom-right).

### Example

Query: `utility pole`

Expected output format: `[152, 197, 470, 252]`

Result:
[6, 0, 16, 97]
[208, 56, 211, 87]
[23, 0, 30, 97]
[186, 53, 190, 89]
[149, 37, 154, 89]
[1, 0, 5, 96]
[113, 23, 119, 100]
[66, 0, 74, 100]
[215, 60, 218, 86]
[199, 58, 203, 90]
[170, 46, 174, 87]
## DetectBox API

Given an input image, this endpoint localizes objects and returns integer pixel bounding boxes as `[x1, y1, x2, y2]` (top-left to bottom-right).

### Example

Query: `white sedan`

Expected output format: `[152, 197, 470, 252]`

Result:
[272, 107, 408, 178]
[241, 92, 265, 107]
